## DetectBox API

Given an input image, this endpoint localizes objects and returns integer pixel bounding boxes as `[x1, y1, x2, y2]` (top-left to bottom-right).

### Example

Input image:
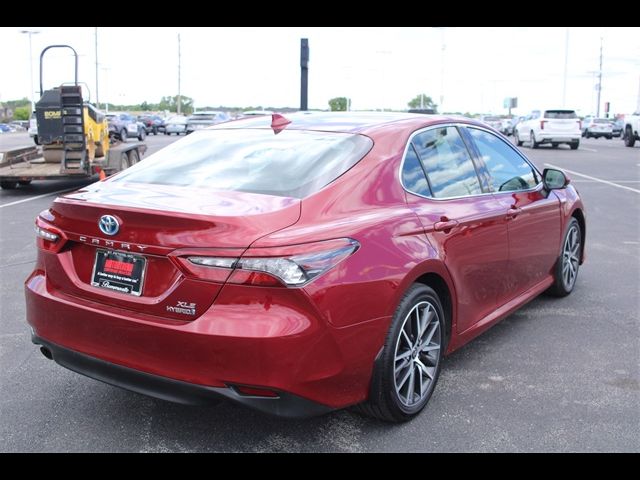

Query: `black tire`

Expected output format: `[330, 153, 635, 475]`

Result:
[153, 127, 158, 135]
[606, 135, 612, 140]
[551, 142, 559, 148]
[120, 130, 128, 143]
[585, 131, 590, 138]
[530, 131, 539, 149]
[354, 284, 445, 422]
[547, 218, 581, 297]
[18, 180, 32, 186]
[514, 130, 523, 146]
[138, 128, 146, 141]
[0, 181, 19, 190]
[33, 135, 40, 145]
[624, 127, 636, 147]
[120, 152, 129, 171]
[581, 130, 586, 138]
[128, 149, 140, 165]
[570, 140, 579, 150]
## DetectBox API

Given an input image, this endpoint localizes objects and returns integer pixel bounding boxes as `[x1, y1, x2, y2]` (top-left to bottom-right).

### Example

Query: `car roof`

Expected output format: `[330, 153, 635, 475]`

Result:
[213, 111, 472, 134]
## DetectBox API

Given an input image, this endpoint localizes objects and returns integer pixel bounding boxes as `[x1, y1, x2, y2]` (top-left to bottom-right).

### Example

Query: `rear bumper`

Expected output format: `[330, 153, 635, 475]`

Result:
[32, 335, 332, 418]
[25, 270, 388, 414]
[536, 132, 581, 143]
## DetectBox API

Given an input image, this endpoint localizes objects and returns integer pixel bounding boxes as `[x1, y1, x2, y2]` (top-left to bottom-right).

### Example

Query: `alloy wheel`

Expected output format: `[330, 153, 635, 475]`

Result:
[562, 224, 580, 290]
[393, 301, 441, 407]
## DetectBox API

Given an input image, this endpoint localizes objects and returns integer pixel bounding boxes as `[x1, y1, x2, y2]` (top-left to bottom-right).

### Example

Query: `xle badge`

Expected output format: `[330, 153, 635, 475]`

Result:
[166, 301, 196, 316]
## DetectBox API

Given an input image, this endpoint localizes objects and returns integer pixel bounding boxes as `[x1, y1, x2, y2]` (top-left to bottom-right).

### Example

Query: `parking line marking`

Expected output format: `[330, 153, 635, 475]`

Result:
[0, 188, 76, 209]
[571, 180, 640, 183]
[580, 147, 598, 152]
[544, 163, 640, 194]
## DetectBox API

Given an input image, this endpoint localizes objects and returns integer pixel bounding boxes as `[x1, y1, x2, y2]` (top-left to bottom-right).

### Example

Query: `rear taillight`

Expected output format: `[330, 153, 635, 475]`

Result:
[578, 120, 582, 130]
[175, 238, 359, 287]
[540, 120, 547, 130]
[35, 216, 66, 253]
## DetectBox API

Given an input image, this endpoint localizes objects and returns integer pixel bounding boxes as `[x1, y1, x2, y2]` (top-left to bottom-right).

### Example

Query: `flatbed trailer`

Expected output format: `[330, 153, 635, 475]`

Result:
[0, 141, 146, 189]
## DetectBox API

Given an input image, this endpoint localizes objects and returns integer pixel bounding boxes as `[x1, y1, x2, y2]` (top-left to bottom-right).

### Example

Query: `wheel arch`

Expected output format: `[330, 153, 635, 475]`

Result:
[571, 208, 586, 264]
[414, 272, 453, 350]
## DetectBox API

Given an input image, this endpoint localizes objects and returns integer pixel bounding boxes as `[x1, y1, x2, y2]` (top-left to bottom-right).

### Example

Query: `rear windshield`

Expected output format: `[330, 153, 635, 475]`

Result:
[544, 110, 577, 119]
[113, 129, 373, 198]
[594, 119, 610, 124]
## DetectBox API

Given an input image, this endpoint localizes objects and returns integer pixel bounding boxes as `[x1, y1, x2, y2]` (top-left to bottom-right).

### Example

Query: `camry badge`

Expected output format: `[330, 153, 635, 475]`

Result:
[98, 215, 120, 236]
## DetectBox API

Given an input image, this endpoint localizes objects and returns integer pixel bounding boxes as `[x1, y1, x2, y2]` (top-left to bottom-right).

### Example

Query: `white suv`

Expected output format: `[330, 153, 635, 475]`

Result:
[514, 109, 582, 150]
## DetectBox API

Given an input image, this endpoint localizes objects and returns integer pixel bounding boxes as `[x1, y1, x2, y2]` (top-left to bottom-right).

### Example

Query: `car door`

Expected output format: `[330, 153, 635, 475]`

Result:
[402, 125, 510, 333]
[463, 126, 562, 304]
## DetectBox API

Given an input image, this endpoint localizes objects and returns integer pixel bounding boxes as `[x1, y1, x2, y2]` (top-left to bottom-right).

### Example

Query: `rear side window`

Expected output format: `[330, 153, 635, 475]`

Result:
[401, 144, 431, 197]
[412, 126, 482, 198]
[544, 110, 577, 119]
[467, 127, 539, 192]
[113, 129, 373, 198]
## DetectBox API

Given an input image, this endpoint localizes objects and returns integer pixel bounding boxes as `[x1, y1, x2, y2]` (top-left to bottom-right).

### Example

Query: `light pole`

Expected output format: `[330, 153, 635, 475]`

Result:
[177, 33, 181, 115]
[20, 29, 40, 111]
[596, 37, 603, 117]
[376, 50, 391, 111]
[101, 66, 110, 113]
[562, 27, 569, 107]
[95, 27, 99, 109]
[433, 27, 446, 113]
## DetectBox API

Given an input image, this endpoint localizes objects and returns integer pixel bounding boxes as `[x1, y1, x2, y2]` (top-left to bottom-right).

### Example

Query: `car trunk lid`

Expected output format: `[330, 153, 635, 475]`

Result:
[43, 181, 300, 320]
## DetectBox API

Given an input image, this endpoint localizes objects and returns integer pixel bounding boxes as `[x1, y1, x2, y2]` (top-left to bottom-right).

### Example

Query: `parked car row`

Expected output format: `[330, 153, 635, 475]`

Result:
[479, 112, 628, 146]
[0, 121, 29, 133]
[162, 111, 231, 136]
[137, 115, 165, 135]
[513, 109, 582, 149]
[105, 113, 146, 142]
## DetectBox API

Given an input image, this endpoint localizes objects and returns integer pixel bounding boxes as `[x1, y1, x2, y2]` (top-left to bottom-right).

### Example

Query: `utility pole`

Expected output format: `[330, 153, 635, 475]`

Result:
[636, 75, 640, 112]
[95, 27, 99, 108]
[20, 30, 40, 111]
[596, 37, 603, 117]
[562, 27, 569, 107]
[177, 33, 182, 115]
[300, 38, 309, 111]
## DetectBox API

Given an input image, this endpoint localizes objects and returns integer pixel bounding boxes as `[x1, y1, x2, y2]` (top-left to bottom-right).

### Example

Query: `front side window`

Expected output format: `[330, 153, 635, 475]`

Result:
[412, 126, 482, 198]
[467, 127, 539, 192]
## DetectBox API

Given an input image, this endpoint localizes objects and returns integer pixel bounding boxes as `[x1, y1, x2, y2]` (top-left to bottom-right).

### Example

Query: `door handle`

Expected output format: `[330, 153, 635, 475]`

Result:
[433, 219, 459, 232]
[505, 206, 522, 219]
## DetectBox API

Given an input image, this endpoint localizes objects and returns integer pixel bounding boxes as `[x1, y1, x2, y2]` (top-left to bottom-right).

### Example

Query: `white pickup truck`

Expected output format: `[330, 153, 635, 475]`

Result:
[623, 111, 640, 147]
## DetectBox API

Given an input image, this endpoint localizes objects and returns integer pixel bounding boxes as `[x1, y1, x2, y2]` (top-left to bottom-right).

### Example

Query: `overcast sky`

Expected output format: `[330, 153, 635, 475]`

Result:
[1, 27, 639, 116]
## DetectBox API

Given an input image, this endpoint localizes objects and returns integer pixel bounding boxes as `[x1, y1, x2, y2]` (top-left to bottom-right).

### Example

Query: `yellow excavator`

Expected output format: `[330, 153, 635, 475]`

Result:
[0, 44, 145, 189]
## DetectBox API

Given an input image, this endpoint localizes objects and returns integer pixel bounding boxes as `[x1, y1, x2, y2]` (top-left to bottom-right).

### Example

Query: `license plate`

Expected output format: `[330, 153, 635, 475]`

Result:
[91, 250, 146, 296]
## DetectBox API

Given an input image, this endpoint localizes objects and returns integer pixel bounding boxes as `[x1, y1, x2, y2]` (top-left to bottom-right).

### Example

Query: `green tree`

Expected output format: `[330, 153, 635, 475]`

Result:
[157, 95, 194, 115]
[13, 106, 31, 120]
[328, 97, 349, 111]
[407, 94, 438, 112]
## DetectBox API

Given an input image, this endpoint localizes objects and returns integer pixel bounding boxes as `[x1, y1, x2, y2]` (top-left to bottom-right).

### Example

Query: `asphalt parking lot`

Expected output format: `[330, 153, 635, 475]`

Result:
[1, 132, 638, 452]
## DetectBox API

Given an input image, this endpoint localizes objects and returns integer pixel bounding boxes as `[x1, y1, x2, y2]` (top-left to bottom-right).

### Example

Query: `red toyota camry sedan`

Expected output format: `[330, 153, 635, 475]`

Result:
[26, 112, 585, 422]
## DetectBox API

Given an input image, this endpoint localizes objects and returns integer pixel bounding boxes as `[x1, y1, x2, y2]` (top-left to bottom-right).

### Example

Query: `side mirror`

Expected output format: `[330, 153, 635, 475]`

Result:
[543, 168, 569, 190]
